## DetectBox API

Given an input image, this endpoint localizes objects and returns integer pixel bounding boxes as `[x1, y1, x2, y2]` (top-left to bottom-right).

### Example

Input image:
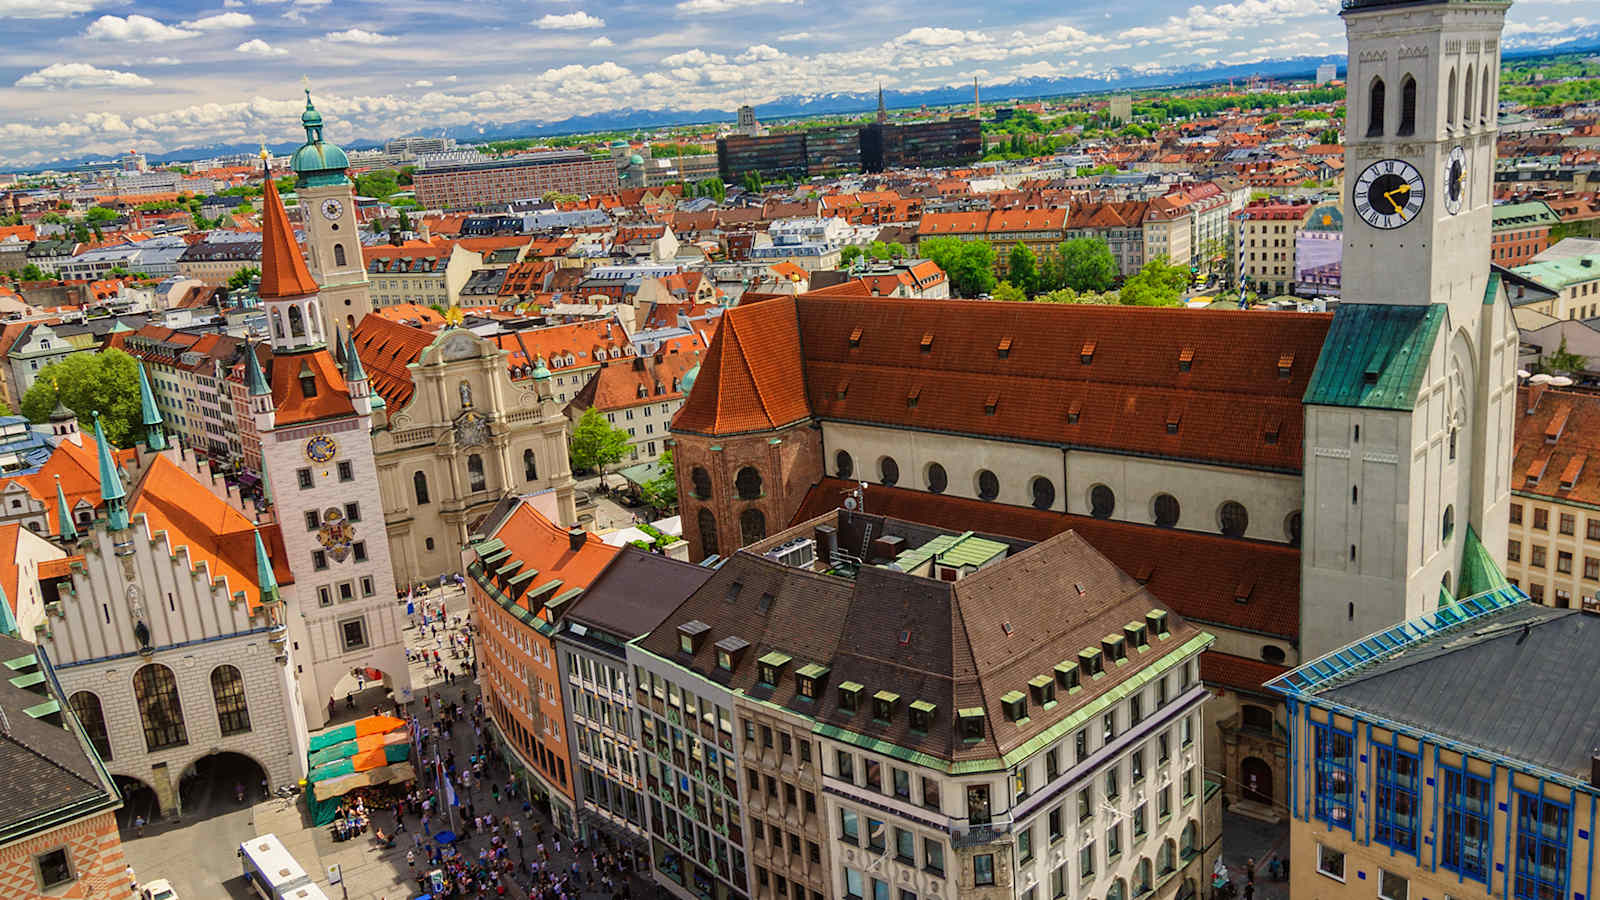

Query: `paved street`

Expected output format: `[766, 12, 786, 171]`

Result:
[1217, 809, 1291, 900]
[120, 584, 652, 899]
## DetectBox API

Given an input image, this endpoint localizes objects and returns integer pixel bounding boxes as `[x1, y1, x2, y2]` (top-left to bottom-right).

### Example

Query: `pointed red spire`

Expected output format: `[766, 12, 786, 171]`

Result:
[259, 171, 321, 299]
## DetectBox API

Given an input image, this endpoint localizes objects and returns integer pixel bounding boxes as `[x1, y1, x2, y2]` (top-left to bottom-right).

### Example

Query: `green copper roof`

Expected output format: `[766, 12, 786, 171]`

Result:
[1512, 255, 1600, 293]
[1303, 303, 1444, 411]
[0, 582, 16, 638]
[92, 413, 128, 530]
[136, 362, 167, 451]
[254, 528, 281, 606]
[1456, 524, 1511, 600]
[1491, 200, 1560, 231]
[291, 90, 351, 186]
[891, 530, 1009, 572]
[344, 332, 368, 384]
[54, 475, 75, 542]
[244, 344, 271, 396]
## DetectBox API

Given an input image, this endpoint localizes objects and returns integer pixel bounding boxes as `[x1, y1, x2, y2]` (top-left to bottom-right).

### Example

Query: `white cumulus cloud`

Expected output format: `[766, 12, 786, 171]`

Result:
[890, 27, 987, 47]
[16, 62, 153, 88]
[675, 0, 797, 12]
[661, 48, 726, 66]
[588, 35, 613, 47]
[736, 43, 781, 62]
[236, 38, 286, 55]
[85, 14, 199, 42]
[183, 11, 255, 29]
[408, 79, 433, 87]
[0, 0, 117, 18]
[323, 27, 396, 43]
[535, 10, 603, 29]
[776, 31, 812, 40]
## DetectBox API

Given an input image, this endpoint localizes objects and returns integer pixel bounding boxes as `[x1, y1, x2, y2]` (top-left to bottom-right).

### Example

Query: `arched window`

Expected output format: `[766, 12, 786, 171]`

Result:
[878, 456, 899, 487]
[211, 664, 251, 736]
[926, 462, 948, 494]
[1398, 75, 1417, 135]
[288, 305, 306, 338]
[1447, 68, 1458, 127]
[1031, 476, 1056, 510]
[69, 691, 112, 761]
[697, 508, 719, 557]
[1367, 77, 1386, 137]
[740, 508, 766, 546]
[1449, 427, 1457, 461]
[133, 663, 187, 752]
[1481, 68, 1492, 123]
[1442, 505, 1455, 542]
[523, 449, 538, 481]
[1181, 820, 1197, 858]
[1159, 839, 1176, 874]
[1219, 501, 1249, 538]
[413, 471, 430, 505]
[1135, 859, 1153, 896]
[467, 454, 486, 492]
[1107, 878, 1126, 900]
[835, 450, 853, 479]
[1153, 493, 1180, 528]
[1090, 484, 1115, 519]
[691, 467, 712, 500]
[308, 301, 322, 340]
[735, 466, 762, 500]
[1261, 644, 1287, 664]
[1463, 65, 1475, 125]
[976, 470, 1000, 501]
[271, 308, 285, 339]
[333, 243, 347, 267]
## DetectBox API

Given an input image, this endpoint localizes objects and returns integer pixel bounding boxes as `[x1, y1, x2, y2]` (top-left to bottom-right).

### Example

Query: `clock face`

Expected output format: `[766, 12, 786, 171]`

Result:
[1353, 159, 1426, 230]
[305, 434, 337, 464]
[320, 198, 344, 221]
[1444, 145, 1467, 216]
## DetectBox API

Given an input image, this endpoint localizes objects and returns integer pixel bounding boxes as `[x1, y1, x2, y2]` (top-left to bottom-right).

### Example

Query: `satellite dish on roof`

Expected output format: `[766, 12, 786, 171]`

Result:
[1530, 373, 1553, 384]
[1517, 369, 1532, 379]
[1550, 375, 1574, 386]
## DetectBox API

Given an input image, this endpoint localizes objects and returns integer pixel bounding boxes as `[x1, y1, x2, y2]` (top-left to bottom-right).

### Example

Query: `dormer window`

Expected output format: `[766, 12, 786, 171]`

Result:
[1103, 634, 1127, 663]
[1080, 341, 1096, 364]
[677, 620, 709, 655]
[1055, 661, 1080, 692]
[838, 681, 864, 714]
[714, 635, 749, 672]
[1067, 400, 1082, 425]
[1178, 347, 1195, 372]
[757, 651, 791, 687]
[909, 700, 936, 733]
[1029, 674, 1056, 707]
[1146, 609, 1170, 637]
[958, 707, 986, 742]
[1125, 623, 1149, 649]
[872, 690, 900, 722]
[1079, 647, 1104, 678]
[796, 663, 829, 699]
[1001, 691, 1028, 722]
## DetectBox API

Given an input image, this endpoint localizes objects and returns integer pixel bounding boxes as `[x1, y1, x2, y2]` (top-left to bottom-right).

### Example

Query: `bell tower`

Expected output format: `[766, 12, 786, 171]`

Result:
[1299, 0, 1518, 657]
[290, 91, 372, 338]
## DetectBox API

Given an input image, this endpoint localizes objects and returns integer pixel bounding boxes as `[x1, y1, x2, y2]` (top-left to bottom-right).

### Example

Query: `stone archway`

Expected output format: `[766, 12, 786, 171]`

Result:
[180, 750, 271, 815]
[326, 666, 401, 726]
[1241, 756, 1274, 804]
[113, 774, 161, 829]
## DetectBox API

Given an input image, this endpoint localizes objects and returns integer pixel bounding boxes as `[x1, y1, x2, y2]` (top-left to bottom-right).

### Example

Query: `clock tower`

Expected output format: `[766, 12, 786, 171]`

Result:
[1299, 0, 1519, 656]
[290, 91, 373, 339]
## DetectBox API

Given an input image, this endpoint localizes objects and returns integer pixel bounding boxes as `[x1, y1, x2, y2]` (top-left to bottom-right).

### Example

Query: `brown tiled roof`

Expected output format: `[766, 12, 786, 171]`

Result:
[258, 175, 319, 299]
[1513, 385, 1600, 505]
[351, 314, 436, 411]
[568, 335, 703, 414]
[671, 296, 810, 436]
[1199, 652, 1287, 698]
[792, 478, 1299, 639]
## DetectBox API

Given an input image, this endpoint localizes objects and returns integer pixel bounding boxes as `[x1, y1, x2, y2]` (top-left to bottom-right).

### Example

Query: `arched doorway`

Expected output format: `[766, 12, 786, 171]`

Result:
[327, 666, 399, 726]
[113, 775, 160, 830]
[1241, 756, 1274, 804]
[179, 751, 269, 815]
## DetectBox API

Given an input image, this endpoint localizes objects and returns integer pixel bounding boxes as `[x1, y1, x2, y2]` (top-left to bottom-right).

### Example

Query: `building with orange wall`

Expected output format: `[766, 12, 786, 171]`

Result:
[466, 499, 618, 834]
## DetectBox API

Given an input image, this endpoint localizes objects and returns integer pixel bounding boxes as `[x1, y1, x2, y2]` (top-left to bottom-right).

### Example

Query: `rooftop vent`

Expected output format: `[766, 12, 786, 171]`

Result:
[1277, 352, 1295, 377]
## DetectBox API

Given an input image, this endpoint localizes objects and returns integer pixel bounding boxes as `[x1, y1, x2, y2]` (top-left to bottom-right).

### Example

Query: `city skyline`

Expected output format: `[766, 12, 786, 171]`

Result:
[0, 0, 1587, 167]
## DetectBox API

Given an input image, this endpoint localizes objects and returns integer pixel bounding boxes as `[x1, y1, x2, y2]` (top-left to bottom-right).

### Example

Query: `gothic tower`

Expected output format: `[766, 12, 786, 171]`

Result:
[290, 92, 373, 338]
[1299, 0, 1517, 656]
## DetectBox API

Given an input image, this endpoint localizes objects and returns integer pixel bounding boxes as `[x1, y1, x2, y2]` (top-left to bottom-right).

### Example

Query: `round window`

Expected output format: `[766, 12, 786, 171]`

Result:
[977, 470, 1000, 501]
[926, 463, 948, 494]
[1089, 484, 1115, 519]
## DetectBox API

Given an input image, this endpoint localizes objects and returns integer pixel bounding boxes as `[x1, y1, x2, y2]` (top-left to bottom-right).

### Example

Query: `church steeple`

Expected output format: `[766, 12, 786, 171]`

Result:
[93, 412, 128, 531]
[877, 83, 887, 125]
[136, 361, 167, 451]
[259, 163, 327, 354]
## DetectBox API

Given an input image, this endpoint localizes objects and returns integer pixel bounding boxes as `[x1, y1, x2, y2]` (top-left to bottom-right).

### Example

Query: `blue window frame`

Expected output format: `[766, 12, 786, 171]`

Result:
[1440, 766, 1492, 883]
[1514, 790, 1570, 900]
[1373, 746, 1419, 854]
[1312, 721, 1354, 831]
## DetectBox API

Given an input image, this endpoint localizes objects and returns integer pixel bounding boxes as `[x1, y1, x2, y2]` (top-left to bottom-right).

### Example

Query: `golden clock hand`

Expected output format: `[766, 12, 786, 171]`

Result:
[1383, 184, 1410, 213]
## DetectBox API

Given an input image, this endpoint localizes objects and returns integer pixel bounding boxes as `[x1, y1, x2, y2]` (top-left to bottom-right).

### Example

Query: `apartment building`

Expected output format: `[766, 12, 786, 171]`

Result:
[1511, 253, 1600, 321]
[114, 326, 245, 466]
[363, 242, 483, 309]
[1065, 203, 1148, 277]
[627, 508, 1219, 900]
[1234, 202, 1313, 296]
[1491, 201, 1560, 267]
[565, 334, 702, 465]
[176, 235, 261, 286]
[413, 152, 620, 209]
[1505, 383, 1600, 608]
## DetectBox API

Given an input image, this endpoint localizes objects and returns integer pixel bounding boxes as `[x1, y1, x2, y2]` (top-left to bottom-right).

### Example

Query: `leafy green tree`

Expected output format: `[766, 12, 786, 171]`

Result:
[640, 449, 678, 512]
[1317, 128, 1341, 145]
[919, 237, 997, 298]
[397, 165, 416, 186]
[354, 169, 400, 200]
[398, 209, 412, 233]
[1539, 335, 1589, 375]
[840, 245, 863, 268]
[991, 280, 1027, 302]
[22, 350, 142, 446]
[17, 264, 44, 282]
[84, 206, 119, 224]
[886, 241, 906, 260]
[695, 177, 726, 203]
[227, 266, 261, 291]
[568, 407, 631, 476]
[1007, 244, 1039, 296]
[1118, 256, 1189, 307]
[1058, 237, 1118, 293]
[741, 171, 763, 194]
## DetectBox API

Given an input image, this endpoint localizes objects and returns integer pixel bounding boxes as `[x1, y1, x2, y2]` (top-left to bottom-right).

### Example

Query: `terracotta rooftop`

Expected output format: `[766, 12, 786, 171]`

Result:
[671, 296, 809, 436]
[258, 174, 319, 299]
[266, 348, 355, 427]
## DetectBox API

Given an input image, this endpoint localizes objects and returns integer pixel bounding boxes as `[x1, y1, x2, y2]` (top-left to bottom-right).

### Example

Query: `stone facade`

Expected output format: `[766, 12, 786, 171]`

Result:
[0, 811, 128, 900]
[675, 420, 821, 562]
[731, 698, 831, 900]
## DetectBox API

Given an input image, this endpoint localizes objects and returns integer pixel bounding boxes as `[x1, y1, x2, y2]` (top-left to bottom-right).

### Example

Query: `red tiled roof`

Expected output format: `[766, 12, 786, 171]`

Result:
[350, 314, 436, 412]
[569, 335, 703, 413]
[792, 478, 1299, 639]
[259, 175, 319, 299]
[485, 503, 618, 621]
[1514, 386, 1600, 504]
[672, 296, 810, 435]
[269, 348, 355, 426]
[1199, 652, 1289, 697]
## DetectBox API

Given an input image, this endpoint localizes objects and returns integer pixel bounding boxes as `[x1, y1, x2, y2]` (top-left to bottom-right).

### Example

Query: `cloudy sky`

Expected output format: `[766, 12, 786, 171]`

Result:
[0, 0, 1584, 167]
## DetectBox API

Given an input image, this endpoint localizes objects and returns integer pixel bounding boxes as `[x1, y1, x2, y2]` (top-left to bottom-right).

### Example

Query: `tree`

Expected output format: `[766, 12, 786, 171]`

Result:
[741, 171, 763, 194]
[1058, 237, 1118, 293]
[1007, 244, 1039, 296]
[919, 236, 996, 298]
[1118, 256, 1189, 307]
[840, 245, 864, 268]
[84, 206, 119, 224]
[354, 169, 400, 200]
[991, 280, 1027, 302]
[17, 264, 44, 282]
[21, 349, 142, 446]
[1540, 335, 1589, 375]
[1317, 128, 1341, 145]
[227, 266, 261, 291]
[640, 449, 678, 512]
[397, 209, 412, 233]
[568, 407, 630, 476]
[695, 177, 726, 203]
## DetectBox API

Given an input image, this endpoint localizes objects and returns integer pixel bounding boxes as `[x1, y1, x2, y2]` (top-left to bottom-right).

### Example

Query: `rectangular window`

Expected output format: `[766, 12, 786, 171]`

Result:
[361, 576, 375, 597]
[317, 586, 333, 607]
[1559, 513, 1575, 535]
[921, 777, 940, 813]
[1313, 721, 1354, 830]
[1441, 766, 1491, 883]
[1558, 551, 1573, 574]
[338, 581, 354, 602]
[836, 750, 854, 783]
[340, 618, 367, 651]
[338, 460, 354, 482]
[313, 550, 328, 571]
[1079, 840, 1095, 879]
[1158, 785, 1172, 820]
[1017, 825, 1033, 862]
[973, 854, 995, 886]
[1316, 844, 1345, 881]
[1586, 557, 1599, 580]
[1532, 546, 1547, 568]
[895, 827, 915, 864]
[866, 818, 885, 853]
[1514, 791, 1570, 900]
[353, 541, 368, 563]
[923, 839, 944, 876]
[1510, 503, 1523, 524]
[345, 502, 361, 522]
[1380, 870, 1409, 900]
[1078, 787, 1092, 822]
[35, 848, 72, 889]
[1508, 540, 1521, 562]
[1048, 807, 1062, 843]
[1533, 508, 1549, 530]
[1374, 746, 1419, 854]
[893, 768, 911, 801]
[304, 510, 320, 531]
[1587, 518, 1600, 541]
[844, 868, 863, 900]
[839, 809, 859, 845]
[1106, 821, 1120, 859]
[297, 468, 313, 489]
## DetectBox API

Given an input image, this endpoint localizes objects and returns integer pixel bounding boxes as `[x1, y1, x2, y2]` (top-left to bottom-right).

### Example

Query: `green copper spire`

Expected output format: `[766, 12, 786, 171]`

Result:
[136, 361, 167, 451]
[55, 475, 76, 542]
[92, 412, 128, 531]
[344, 331, 368, 383]
[254, 528, 281, 606]
[0, 582, 16, 639]
[244, 343, 271, 396]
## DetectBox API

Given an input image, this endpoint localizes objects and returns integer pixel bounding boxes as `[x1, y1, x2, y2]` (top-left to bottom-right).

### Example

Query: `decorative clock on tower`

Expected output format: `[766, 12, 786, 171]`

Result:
[1444, 145, 1467, 216]
[1353, 159, 1426, 230]
[320, 198, 344, 221]
[305, 434, 338, 464]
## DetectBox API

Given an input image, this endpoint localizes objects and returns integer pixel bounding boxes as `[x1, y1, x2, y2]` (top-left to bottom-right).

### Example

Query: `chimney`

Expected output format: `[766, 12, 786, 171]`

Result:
[388, 227, 402, 247]
[421, 222, 432, 243]
[815, 523, 838, 561]
[568, 526, 586, 552]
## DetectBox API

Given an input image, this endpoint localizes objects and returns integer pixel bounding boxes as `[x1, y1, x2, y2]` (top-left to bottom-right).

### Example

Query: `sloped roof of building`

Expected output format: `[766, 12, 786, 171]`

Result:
[1512, 384, 1600, 507]
[258, 175, 319, 299]
[349, 314, 437, 412]
[670, 296, 810, 436]
[561, 546, 712, 640]
[477, 503, 619, 622]
[568, 335, 702, 414]
[1, 433, 137, 535]
[1302, 303, 1444, 411]
[266, 348, 354, 426]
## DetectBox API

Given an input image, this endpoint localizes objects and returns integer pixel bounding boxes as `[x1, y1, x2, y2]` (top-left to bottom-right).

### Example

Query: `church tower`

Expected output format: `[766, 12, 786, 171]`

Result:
[1299, 0, 1518, 656]
[290, 92, 373, 338]
[255, 157, 410, 727]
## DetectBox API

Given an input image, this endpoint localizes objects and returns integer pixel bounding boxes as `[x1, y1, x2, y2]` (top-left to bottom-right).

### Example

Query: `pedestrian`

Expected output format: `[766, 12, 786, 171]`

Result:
[133, 815, 145, 837]
[1244, 882, 1255, 900]
[407, 849, 416, 871]
[125, 864, 138, 893]
[1246, 858, 1256, 884]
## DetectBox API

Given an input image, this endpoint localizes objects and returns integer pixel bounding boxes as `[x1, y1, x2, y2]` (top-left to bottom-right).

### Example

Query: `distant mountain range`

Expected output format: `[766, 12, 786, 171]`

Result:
[32, 33, 1600, 175]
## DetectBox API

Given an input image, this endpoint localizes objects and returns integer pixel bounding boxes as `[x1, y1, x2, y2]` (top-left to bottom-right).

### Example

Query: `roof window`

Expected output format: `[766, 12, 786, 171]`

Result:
[958, 707, 986, 741]
[920, 332, 934, 353]
[838, 681, 864, 714]
[1178, 347, 1195, 372]
[1001, 691, 1028, 722]
[1080, 341, 1096, 364]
